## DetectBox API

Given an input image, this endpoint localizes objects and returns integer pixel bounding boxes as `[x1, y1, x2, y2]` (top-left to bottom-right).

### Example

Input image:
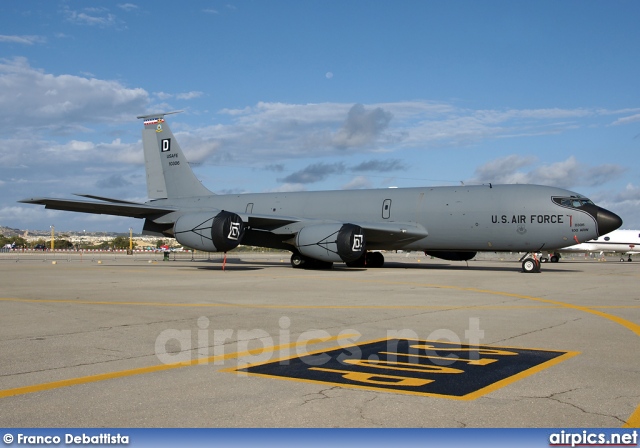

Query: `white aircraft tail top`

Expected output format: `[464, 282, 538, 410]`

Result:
[138, 112, 213, 200]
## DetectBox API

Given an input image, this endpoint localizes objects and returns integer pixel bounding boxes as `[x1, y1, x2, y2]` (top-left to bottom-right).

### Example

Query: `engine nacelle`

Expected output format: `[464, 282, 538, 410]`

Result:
[425, 251, 477, 261]
[296, 223, 365, 263]
[174, 211, 245, 252]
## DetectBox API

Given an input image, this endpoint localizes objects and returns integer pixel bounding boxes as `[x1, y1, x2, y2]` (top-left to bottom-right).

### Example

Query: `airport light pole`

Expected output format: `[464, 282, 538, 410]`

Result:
[50, 225, 54, 251]
[129, 227, 133, 254]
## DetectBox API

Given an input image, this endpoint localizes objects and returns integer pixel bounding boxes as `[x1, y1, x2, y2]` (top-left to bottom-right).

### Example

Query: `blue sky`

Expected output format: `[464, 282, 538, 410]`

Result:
[1, 0, 639, 233]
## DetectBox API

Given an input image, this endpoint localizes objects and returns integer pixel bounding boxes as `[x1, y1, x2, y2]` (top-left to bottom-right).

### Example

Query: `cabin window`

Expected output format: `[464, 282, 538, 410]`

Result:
[553, 197, 595, 209]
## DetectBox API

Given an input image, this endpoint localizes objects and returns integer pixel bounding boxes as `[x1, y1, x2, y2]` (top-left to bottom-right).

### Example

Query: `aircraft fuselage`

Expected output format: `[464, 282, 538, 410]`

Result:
[149, 183, 611, 253]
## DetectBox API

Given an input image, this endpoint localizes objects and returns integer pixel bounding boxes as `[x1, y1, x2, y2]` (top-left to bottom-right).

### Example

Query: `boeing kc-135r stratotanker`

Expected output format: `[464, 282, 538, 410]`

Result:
[20, 112, 623, 273]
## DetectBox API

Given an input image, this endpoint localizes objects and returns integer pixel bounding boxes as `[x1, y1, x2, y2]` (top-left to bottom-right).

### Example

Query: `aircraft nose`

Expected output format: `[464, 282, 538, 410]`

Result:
[596, 207, 623, 236]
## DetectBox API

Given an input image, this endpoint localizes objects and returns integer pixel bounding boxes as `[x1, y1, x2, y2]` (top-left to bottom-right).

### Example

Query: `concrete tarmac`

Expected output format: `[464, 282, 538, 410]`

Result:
[0, 251, 638, 428]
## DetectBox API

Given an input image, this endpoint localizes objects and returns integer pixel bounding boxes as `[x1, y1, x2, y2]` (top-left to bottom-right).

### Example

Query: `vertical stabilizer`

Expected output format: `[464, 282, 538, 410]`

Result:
[138, 112, 213, 199]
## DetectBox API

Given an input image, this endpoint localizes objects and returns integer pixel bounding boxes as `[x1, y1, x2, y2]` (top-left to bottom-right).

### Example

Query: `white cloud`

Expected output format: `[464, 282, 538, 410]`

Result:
[0, 35, 46, 45]
[176, 91, 204, 100]
[591, 183, 640, 229]
[266, 183, 306, 193]
[611, 113, 640, 126]
[342, 176, 372, 190]
[0, 58, 148, 128]
[154, 92, 173, 100]
[1, 60, 638, 230]
[141, 100, 640, 183]
[154, 91, 204, 101]
[117, 4, 138, 12]
[468, 155, 625, 188]
[63, 6, 119, 28]
[0, 206, 63, 224]
[204, 100, 635, 165]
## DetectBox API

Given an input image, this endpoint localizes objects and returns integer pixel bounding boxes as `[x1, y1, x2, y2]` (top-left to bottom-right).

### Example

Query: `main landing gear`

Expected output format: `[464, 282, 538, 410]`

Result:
[290, 253, 333, 269]
[290, 251, 385, 269]
[521, 254, 541, 273]
[345, 251, 384, 268]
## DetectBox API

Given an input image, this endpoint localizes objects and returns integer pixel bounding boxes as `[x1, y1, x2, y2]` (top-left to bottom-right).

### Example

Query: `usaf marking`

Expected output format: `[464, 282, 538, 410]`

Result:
[227, 338, 578, 399]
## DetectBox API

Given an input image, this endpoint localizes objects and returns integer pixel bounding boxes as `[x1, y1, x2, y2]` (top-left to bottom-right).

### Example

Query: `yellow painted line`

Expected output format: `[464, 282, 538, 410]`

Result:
[253, 274, 640, 337]
[0, 297, 563, 310]
[3, 272, 640, 426]
[459, 287, 640, 338]
[623, 405, 640, 428]
[461, 350, 580, 400]
[230, 275, 640, 426]
[0, 333, 357, 400]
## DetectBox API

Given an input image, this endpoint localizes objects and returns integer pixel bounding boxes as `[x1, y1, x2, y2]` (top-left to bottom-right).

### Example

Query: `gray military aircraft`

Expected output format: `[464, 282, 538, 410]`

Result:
[20, 112, 623, 273]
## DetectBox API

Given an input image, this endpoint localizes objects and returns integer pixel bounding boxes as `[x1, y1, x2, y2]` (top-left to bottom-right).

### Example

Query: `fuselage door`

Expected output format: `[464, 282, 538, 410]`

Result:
[382, 199, 392, 219]
[246, 203, 254, 213]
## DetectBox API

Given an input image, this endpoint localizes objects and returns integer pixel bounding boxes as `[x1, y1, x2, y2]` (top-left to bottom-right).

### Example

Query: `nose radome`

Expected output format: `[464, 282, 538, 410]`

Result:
[596, 207, 623, 236]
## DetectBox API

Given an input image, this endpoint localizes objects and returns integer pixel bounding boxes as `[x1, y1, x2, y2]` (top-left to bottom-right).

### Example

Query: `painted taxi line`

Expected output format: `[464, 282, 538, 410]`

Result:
[1, 272, 638, 427]
[0, 334, 357, 400]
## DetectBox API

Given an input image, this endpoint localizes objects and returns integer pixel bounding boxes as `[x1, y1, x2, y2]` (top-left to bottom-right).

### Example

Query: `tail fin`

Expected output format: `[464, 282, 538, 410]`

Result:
[137, 111, 213, 199]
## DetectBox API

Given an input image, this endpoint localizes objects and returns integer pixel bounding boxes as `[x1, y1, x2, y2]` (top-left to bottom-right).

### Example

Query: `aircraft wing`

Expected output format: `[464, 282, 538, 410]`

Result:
[243, 214, 301, 230]
[244, 214, 428, 248]
[18, 197, 177, 218]
[72, 194, 149, 205]
[355, 221, 428, 248]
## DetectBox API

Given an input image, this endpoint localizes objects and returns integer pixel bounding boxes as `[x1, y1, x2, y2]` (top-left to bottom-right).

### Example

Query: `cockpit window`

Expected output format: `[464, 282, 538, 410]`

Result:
[553, 197, 595, 208]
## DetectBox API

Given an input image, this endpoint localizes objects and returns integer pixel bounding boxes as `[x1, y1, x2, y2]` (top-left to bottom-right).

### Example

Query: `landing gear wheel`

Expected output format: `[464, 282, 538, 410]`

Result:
[290, 253, 333, 269]
[550, 255, 559, 263]
[290, 253, 305, 268]
[522, 257, 540, 273]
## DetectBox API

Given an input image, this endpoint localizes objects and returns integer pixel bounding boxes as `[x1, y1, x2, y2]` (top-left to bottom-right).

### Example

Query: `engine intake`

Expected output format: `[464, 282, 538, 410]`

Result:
[174, 211, 245, 252]
[296, 223, 365, 263]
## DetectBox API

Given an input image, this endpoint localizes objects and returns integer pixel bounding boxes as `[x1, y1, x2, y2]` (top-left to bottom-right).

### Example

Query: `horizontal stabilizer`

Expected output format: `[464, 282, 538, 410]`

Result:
[136, 111, 184, 120]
